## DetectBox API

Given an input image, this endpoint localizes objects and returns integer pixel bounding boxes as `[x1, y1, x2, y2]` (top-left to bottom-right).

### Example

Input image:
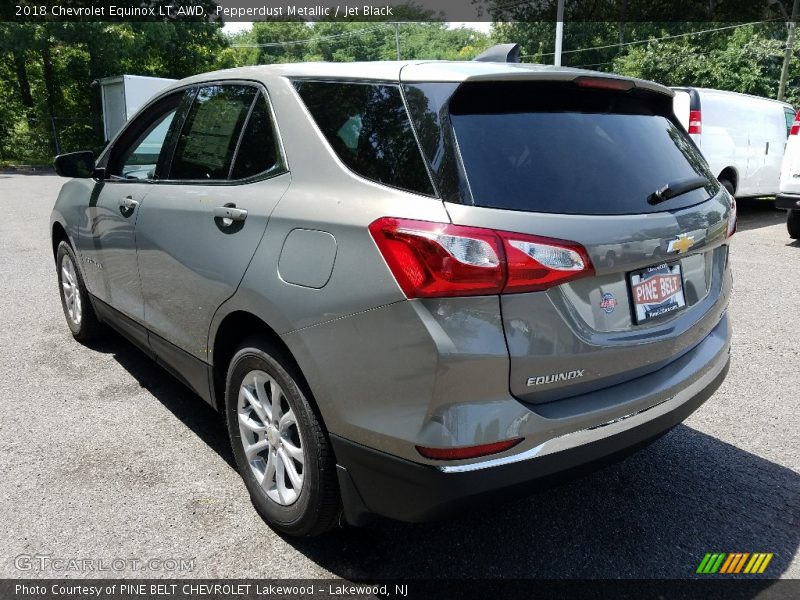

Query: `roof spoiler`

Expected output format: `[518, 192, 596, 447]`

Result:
[473, 43, 520, 63]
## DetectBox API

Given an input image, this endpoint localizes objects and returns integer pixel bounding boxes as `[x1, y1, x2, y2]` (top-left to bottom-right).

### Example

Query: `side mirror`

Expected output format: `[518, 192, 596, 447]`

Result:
[53, 151, 97, 179]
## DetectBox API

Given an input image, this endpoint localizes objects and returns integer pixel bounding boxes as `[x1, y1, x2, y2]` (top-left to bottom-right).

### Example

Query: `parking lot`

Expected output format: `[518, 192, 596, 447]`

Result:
[0, 173, 797, 580]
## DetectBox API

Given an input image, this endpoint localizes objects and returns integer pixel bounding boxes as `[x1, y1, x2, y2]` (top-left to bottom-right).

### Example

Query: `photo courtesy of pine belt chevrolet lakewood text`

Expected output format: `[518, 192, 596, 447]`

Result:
[50, 50, 735, 537]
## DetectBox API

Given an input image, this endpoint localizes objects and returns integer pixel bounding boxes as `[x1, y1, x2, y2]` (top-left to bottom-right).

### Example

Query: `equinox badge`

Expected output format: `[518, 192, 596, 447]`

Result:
[527, 369, 585, 386]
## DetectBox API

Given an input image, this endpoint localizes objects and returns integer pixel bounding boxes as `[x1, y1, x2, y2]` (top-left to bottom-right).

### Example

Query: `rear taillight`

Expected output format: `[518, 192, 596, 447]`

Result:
[688, 110, 702, 134]
[368, 217, 594, 299]
[368, 218, 504, 297]
[499, 232, 593, 293]
[727, 196, 737, 238]
[790, 110, 800, 136]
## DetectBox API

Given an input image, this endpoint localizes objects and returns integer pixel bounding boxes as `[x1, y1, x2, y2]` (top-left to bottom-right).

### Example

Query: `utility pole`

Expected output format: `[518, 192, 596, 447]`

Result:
[778, 0, 799, 101]
[554, 0, 565, 66]
[394, 22, 401, 60]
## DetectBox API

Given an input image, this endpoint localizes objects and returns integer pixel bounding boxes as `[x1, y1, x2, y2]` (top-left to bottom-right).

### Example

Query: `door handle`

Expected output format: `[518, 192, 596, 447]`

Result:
[119, 196, 139, 214]
[213, 206, 248, 223]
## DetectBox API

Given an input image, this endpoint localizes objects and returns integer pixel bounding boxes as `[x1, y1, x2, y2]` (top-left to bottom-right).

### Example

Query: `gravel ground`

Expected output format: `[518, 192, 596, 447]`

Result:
[0, 173, 797, 580]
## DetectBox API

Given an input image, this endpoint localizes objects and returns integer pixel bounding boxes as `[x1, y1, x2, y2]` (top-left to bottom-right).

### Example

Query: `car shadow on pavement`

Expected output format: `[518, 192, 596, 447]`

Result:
[288, 425, 799, 580]
[735, 198, 786, 233]
[85, 329, 236, 470]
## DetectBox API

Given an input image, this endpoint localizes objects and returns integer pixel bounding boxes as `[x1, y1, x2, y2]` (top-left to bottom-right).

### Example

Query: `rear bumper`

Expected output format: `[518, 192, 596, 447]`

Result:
[775, 193, 800, 210]
[333, 353, 729, 524]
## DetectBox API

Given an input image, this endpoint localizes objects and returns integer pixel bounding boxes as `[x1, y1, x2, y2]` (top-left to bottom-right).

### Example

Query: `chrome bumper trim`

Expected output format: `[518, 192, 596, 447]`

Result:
[436, 354, 726, 474]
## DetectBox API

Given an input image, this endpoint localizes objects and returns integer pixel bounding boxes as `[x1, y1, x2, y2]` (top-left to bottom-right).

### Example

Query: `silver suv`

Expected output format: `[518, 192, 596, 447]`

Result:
[51, 58, 734, 537]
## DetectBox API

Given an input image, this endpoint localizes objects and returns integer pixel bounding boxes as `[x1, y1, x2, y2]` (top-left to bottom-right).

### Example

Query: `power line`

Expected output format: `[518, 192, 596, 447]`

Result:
[520, 18, 783, 59]
[571, 60, 616, 69]
[231, 24, 390, 48]
[488, 0, 547, 14]
[571, 33, 798, 70]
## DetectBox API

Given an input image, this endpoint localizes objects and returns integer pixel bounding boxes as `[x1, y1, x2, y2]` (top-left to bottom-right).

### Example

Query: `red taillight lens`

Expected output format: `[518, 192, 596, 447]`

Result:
[369, 217, 594, 298]
[499, 232, 594, 293]
[790, 110, 800, 136]
[688, 110, 702, 134]
[416, 438, 523, 460]
[368, 218, 506, 298]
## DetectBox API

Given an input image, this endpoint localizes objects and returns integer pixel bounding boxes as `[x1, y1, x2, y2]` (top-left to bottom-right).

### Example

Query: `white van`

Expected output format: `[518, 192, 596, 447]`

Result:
[777, 109, 800, 238]
[673, 87, 795, 198]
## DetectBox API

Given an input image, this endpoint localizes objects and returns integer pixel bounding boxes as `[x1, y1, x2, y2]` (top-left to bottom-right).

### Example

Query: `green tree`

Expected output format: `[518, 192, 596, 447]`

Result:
[0, 21, 229, 161]
[613, 24, 799, 105]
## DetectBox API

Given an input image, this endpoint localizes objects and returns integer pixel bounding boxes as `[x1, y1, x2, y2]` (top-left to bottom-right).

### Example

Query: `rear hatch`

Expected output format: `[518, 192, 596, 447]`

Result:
[404, 75, 734, 404]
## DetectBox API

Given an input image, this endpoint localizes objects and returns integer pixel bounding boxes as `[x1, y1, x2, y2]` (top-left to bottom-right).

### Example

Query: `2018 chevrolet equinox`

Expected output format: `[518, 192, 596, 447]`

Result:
[51, 58, 734, 537]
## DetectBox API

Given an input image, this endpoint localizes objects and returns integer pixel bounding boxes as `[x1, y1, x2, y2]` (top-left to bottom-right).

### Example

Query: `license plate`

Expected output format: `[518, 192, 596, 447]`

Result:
[629, 262, 686, 324]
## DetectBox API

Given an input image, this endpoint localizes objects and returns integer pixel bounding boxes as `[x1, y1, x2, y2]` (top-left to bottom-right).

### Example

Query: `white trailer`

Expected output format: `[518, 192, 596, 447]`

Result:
[99, 75, 176, 142]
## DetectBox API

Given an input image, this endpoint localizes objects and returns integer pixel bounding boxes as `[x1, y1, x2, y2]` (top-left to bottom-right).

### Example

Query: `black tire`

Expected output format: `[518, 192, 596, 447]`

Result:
[719, 178, 735, 197]
[55, 241, 102, 342]
[224, 339, 340, 537]
[788, 210, 800, 240]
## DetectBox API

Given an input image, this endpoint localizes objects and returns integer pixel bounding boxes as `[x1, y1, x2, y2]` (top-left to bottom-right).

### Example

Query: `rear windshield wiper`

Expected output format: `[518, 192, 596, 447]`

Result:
[648, 176, 710, 205]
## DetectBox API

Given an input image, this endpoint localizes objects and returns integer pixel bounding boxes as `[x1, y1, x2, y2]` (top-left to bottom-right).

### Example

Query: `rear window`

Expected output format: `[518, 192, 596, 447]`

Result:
[293, 81, 434, 196]
[447, 82, 717, 215]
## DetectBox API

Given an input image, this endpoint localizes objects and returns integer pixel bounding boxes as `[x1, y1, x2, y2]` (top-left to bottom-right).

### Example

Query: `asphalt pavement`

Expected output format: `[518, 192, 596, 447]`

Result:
[0, 173, 797, 580]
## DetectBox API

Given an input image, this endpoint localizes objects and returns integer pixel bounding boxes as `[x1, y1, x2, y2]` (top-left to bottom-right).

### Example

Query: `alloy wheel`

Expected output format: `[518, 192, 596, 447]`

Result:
[237, 370, 305, 505]
[61, 254, 82, 326]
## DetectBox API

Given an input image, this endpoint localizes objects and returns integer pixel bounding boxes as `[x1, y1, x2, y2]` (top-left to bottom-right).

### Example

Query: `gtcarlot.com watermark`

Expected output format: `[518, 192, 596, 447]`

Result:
[14, 553, 194, 573]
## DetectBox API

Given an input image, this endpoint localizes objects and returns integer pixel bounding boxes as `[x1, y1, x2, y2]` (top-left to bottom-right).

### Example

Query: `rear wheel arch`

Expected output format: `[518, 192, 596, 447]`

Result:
[717, 167, 738, 195]
[211, 311, 312, 413]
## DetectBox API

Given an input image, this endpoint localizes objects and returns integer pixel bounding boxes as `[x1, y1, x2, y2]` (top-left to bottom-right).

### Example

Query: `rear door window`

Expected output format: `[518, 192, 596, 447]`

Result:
[293, 81, 434, 196]
[229, 92, 282, 180]
[444, 82, 717, 215]
[169, 85, 256, 181]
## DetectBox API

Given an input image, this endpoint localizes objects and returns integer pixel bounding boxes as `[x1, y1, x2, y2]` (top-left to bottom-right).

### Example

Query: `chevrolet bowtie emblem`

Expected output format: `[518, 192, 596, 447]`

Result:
[667, 234, 695, 254]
